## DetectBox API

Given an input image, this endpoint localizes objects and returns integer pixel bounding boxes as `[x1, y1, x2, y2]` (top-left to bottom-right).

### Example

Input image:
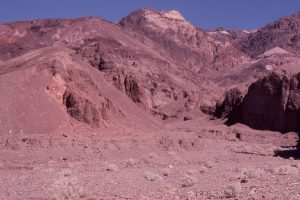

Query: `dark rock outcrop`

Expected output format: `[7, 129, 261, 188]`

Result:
[240, 73, 290, 132]
[63, 90, 100, 128]
[285, 73, 300, 131]
[214, 88, 243, 123]
[218, 72, 300, 133]
[124, 75, 142, 103]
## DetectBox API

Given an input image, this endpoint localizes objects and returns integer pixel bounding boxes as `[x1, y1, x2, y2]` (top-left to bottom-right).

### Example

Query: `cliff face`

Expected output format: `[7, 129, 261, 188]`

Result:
[286, 73, 300, 131]
[240, 73, 290, 132]
[216, 73, 300, 133]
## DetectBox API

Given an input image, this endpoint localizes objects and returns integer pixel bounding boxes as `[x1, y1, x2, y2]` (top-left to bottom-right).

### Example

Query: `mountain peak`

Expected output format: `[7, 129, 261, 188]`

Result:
[127, 8, 185, 21]
[120, 8, 190, 31]
[161, 10, 185, 20]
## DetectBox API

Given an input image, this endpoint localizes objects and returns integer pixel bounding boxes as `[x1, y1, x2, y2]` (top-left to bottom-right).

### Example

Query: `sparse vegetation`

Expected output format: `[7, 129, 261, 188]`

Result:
[162, 168, 171, 176]
[106, 163, 119, 171]
[271, 165, 298, 175]
[148, 152, 157, 159]
[144, 171, 162, 181]
[199, 165, 208, 173]
[1, 6, 300, 200]
[186, 169, 197, 175]
[51, 169, 86, 200]
[181, 175, 197, 187]
[290, 194, 300, 200]
[204, 160, 215, 169]
[240, 167, 264, 180]
[224, 183, 241, 198]
[127, 158, 136, 167]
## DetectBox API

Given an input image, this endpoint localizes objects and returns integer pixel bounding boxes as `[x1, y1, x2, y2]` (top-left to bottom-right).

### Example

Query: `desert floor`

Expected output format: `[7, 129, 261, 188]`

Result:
[0, 121, 299, 200]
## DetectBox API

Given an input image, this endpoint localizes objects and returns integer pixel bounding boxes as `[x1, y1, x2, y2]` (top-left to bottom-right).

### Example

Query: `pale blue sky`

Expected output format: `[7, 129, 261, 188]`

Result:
[1, 0, 300, 30]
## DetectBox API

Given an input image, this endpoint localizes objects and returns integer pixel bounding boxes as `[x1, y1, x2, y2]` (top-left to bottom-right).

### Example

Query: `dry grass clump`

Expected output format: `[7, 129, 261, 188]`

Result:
[290, 194, 300, 200]
[204, 160, 215, 169]
[51, 169, 86, 200]
[291, 163, 300, 168]
[144, 171, 162, 181]
[196, 160, 214, 174]
[162, 168, 171, 176]
[167, 151, 181, 162]
[105, 163, 119, 171]
[199, 165, 208, 173]
[167, 151, 177, 157]
[186, 169, 197, 175]
[224, 183, 241, 198]
[127, 158, 136, 167]
[240, 167, 264, 180]
[148, 152, 157, 159]
[271, 165, 298, 175]
[181, 175, 197, 187]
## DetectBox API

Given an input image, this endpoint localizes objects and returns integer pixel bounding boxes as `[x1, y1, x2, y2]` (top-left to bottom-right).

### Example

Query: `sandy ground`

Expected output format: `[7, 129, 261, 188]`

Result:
[0, 123, 299, 200]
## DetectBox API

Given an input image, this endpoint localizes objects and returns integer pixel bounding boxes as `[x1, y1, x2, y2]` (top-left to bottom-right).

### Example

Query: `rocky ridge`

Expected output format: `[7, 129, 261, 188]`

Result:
[0, 9, 299, 143]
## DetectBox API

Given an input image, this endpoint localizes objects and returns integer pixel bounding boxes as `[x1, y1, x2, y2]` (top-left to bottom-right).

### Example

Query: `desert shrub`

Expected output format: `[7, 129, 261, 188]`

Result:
[127, 158, 136, 167]
[144, 171, 162, 181]
[271, 165, 298, 175]
[199, 165, 208, 173]
[105, 164, 119, 171]
[162, 168, 171, 176]
[240, 167, 264, 180]
[204, 160, 215, 169]
[181, 175, 197, 187]
[51, 169, 85, 200]
[224, 183, 241, 198]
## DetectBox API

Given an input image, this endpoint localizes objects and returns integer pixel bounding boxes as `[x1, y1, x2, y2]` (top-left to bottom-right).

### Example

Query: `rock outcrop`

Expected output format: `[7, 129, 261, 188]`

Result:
[214, 88, 244, 122]
[240, 73, 290, 132]
[217, 72, 300, 133]
[285, 73, 300, 131]
[124, 75, 142, 103]
[63, 90, 100, 128]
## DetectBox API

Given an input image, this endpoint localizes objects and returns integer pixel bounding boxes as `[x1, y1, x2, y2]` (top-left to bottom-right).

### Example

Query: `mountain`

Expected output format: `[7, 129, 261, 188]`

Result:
[238, 11, 300, 58]
[0, 9, 299, 140]
[119, 9, 246, 72]
[0, 16, 162, 135]
[1, 8, 300, 200]
[213, 11, 300, 134]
